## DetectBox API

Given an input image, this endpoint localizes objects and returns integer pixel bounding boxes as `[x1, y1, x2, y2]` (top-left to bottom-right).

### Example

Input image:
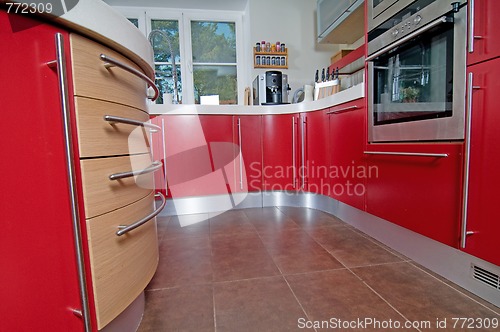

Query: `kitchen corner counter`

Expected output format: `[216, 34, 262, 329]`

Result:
[149, 83, 364, 115]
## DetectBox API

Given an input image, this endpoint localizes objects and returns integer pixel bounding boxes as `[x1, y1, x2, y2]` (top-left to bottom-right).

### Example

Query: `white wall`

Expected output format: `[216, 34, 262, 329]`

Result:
[246, 0, 338, 97]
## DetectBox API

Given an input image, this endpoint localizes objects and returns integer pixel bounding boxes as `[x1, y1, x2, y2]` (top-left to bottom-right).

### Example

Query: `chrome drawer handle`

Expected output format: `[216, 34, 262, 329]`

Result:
[104, 115, 161, 132]
[109, 161, 163, 180]
[116, 192, 166, 236]
[326, 105, 359, 114]
[364, 151, 449, 158]
[99, 54, 159, 101]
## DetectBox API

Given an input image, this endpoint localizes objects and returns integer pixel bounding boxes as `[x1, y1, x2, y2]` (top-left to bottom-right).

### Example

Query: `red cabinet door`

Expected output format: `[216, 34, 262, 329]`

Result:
[467, 0, 500, 65]
[328, 99, 366, 210]
[262, 114, 300, 191]
[234, 115, 263, 192]
[463, 59, 500, 265]
[0, 12, 84, 332]
[365, 144, 463, 247]
[301, 109, 330, 194]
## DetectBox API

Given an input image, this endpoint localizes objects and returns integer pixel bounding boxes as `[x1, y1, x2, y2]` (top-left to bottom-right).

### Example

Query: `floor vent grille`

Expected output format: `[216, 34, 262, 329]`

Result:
[472, 265, 500, 291]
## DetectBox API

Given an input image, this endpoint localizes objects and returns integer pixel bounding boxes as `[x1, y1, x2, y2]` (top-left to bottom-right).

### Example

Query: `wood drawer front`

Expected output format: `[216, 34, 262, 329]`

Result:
[80, 154, 155, 218]
[70, 34, 148, 110]
[75, 97, 151, 158]
[86, 192, 158, 329]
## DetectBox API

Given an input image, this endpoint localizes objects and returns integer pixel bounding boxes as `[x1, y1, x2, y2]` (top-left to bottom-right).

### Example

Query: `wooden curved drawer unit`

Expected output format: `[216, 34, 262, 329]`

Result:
[70, 34, 148, 111]
[80, 153, 155, 218]
[75, 97, 151, 158]
[86, 192, 159, 329]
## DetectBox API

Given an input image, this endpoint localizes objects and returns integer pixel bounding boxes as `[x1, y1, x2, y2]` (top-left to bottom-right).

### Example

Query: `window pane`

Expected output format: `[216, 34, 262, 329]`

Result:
[151, 20, 181, 63]
[191, 21, 236, 63]
[128, 18, 139, 28]
[193, 65, 237, 105]
[155, 64, 182, 104]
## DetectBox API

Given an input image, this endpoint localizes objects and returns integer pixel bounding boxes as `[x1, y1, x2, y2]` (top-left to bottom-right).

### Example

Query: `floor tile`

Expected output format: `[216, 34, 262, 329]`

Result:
[214, 276, 312, 332]
[286, 269, 409, 331]
[243, 207, 300, 234]
[278, 206, 346, 230]
[162, 214, 210, 240]
[260, 228, 344, 274]
[148, 236, 213, 289]
[155, 216, 170, 242]
[138, 285, 214, 332]
[307, 225, 403, 267]
[209, 210, 257, 236]
[352, 262, 500, 329]
[210, 232, 280, 282]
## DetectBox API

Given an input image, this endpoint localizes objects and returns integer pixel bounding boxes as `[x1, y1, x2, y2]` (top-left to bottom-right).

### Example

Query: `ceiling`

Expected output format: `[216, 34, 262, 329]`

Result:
[102, 0, 249, 11]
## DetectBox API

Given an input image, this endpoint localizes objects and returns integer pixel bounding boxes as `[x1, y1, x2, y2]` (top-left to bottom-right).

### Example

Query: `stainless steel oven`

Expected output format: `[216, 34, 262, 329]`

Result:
[366, 0, 467, 142]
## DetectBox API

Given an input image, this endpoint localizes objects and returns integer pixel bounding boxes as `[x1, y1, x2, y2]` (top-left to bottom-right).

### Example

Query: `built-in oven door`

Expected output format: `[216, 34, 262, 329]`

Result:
[367, 7, 466, 142]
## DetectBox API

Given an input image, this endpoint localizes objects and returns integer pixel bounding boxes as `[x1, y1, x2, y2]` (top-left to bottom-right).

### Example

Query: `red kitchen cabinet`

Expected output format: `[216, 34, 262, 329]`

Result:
[159, 114, 237, 198]
[234, 115, 263, 192]
[462, 59, 500, 265]
[467, 0, 500, 65]
[365, 144, 463, 247]
[301, 109, 330, 194]
[262, 114, 300, 191]
[0, 12, 84, 332]
[150, 115, 168, 198]
[328, 99, 366, 210]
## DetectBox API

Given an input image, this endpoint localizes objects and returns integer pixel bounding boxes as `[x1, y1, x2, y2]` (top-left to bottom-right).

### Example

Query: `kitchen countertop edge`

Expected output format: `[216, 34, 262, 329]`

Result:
[149, 83, 364, 115]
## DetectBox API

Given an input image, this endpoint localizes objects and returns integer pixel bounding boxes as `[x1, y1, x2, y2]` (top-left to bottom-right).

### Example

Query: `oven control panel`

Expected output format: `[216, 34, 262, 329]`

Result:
[391, 15, 422, 38]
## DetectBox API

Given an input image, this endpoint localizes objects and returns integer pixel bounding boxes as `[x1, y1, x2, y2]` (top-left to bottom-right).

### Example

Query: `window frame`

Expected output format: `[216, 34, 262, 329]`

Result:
[113, 6, 246, 105]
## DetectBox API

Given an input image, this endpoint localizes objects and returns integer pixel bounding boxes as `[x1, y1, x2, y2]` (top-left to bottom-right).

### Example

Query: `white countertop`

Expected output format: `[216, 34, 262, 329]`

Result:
[149, 83, 365, 115]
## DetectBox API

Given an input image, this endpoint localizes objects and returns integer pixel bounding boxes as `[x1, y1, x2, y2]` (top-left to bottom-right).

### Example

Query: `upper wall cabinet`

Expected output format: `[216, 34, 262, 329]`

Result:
[317, 0, 365, 44]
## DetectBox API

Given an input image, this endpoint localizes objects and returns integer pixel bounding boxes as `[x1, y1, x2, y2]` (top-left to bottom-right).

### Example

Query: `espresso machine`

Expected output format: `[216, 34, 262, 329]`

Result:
[253, 71, 289, 105]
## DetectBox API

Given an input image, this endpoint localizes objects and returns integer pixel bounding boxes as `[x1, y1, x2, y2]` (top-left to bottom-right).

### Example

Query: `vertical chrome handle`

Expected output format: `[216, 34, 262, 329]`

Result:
[468, 0, 483, 53]
[301, 116, 306, 189]
[292, 116, 296, 188]
[161, 118, 168, 194]
[461, 72, 480, 248]
[238, 118, 243, 190]
[53, 33, 92, 332]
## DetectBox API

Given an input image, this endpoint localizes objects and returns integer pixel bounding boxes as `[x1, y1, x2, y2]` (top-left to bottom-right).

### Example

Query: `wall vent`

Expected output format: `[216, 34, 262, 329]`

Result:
[472, 265, 500, 291]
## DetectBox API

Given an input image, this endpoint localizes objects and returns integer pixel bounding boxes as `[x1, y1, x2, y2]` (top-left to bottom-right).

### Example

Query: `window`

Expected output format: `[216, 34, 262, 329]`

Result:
[115, 8, 245, 105]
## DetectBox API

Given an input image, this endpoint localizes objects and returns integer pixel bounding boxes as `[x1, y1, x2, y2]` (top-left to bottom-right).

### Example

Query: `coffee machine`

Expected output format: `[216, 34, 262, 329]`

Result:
[253, 71, 289, 105]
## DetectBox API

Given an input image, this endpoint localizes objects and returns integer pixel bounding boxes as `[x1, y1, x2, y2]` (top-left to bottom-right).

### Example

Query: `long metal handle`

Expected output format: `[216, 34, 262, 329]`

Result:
[364, 151, 449, 158]
[161, 118, 168, 193]
[99, 54, 159, 101]
[104, 115, 161, 132]
[292, 117, 296, 188]
[53, 33, 92, 332]
[117, 193, 166, 236]
[461, 73, 480, 248]
[326, 105, 359, 114]
[467, 0, 484, 53]
[301, 116, 306, 189]
[238, 118, 243, 190]
[109, 161, 163, 180]
[366, 16, 452, 61]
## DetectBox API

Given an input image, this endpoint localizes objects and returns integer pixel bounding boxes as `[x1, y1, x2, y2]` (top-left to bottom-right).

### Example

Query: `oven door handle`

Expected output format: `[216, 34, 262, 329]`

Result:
[365, 16, 453, 62]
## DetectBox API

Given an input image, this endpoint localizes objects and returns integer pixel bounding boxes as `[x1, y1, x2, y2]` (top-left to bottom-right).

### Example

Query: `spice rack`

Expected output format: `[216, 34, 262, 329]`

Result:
[253, 47, 288, 69]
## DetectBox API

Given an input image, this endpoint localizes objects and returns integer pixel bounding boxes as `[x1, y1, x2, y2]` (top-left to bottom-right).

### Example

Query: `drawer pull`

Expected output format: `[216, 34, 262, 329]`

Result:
[116, 192, 166, 236]
[326, 105, 359, 114]
[99, 54, 159, 101]
[364, 151, 449, 158]
[104, 115, 161, 132]
[109, 161, 163, 181]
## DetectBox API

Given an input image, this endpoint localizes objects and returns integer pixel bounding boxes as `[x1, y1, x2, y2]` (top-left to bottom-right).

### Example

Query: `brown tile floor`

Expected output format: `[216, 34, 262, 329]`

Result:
[138, 207, 500, 332]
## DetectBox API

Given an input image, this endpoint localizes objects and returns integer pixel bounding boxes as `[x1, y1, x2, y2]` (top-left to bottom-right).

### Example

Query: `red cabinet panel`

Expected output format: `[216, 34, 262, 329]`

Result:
[463, 59, 500, 265]
[262, 114, 300, 191]
[0, 12, 84, 332]
[234, 116, 263, 192]
[329, 100, 366, 210]
[365, 144, 463, 247]
[150, 115, 167, 198]
[301, 109, 330, 194]
[467, 0, 500, 65]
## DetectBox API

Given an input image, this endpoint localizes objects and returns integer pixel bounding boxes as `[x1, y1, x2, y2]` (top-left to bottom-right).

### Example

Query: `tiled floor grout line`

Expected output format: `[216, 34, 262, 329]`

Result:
[245, 207, 319, 332]
[407, 261, 500, 316]
[207, 213, 218, 332]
